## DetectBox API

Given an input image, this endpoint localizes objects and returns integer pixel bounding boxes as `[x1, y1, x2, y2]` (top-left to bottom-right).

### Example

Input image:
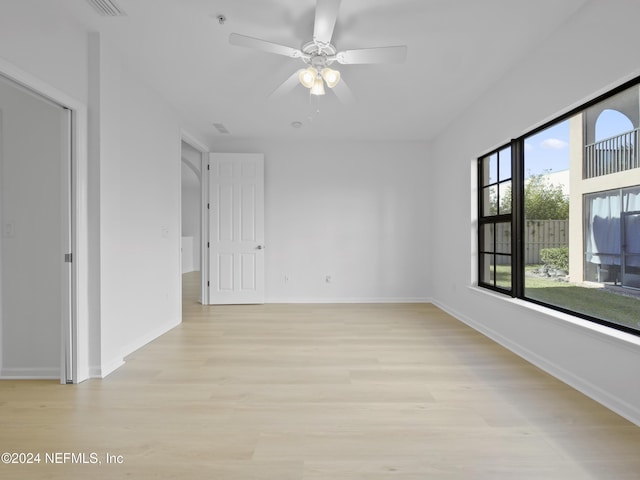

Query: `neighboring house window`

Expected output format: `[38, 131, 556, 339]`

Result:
[584, 186, 640, 287]
[477, 78, 640, 336]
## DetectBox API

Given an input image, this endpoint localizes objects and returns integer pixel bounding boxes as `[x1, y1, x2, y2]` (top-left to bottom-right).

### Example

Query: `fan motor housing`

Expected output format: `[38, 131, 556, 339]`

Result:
[302, 40, 337, 67]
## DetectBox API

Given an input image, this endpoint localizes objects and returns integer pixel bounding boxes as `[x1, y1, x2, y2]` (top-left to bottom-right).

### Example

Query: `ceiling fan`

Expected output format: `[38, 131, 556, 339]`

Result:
[228, 0, 408, 103]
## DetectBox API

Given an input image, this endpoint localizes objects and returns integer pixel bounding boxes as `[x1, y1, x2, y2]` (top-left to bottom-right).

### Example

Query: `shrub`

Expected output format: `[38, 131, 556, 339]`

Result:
[540, 247, 569, 271]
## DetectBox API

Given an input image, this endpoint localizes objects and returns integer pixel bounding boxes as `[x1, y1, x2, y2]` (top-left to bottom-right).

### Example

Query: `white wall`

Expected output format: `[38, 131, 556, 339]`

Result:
[0, 1, 95, 381]
[91, 34, 183, 376]
[430, 0, 640, 425]
[0, 2, 186, 378]
[0, 1, 206, 379]
[0, 79, 66, 377]
[0, 1, 88, 104]
[212, 138, 432, 303]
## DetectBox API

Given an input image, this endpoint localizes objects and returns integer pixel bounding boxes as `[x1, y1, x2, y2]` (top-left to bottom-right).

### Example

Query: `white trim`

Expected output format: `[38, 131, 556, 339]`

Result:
[0, 109, 3, 377]
[201, 149, 209, 305]
[434, 289, 640, 427]
[72, 106, 90, 383]
[118, 318, 180, 359]
[91, 318, 180, 378]
[1, 367, 60, 379]
[266, 297, 432, 304]
[90, 358, 125, 379]
[60, 106, 73, 384]
[467, 286, 640, 349]
[0, 57, 90, 383]
[180, 129, 209, 153]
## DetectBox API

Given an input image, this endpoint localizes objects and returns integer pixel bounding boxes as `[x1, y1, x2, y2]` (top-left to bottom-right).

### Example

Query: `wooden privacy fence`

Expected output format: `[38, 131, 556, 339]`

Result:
[495, 220, 569, 265]
[524, 220, 568, 264]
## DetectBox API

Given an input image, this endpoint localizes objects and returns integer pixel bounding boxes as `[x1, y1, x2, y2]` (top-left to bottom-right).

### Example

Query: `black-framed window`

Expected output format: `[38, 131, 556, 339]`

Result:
[477, 77, 640, 336]
[478, 146, 513, 293]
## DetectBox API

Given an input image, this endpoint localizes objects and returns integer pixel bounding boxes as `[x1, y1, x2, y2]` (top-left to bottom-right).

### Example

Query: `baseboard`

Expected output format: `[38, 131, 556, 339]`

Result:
[90, 318, 181, 379]
[432, 299, 640, 427]
[90, 357, 125, 379]
[119, 318, 181, 360]
[0, 366, 59, 379]
[266, 297, 432, 304]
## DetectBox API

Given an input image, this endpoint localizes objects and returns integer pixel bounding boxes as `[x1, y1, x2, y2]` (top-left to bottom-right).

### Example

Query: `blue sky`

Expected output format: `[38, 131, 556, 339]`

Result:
[524, 121, 570, 177]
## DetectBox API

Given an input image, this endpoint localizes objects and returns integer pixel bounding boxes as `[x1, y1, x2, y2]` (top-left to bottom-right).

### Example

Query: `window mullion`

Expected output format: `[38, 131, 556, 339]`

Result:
[477, 159, 484, 286]
[512, 138, 524, 298]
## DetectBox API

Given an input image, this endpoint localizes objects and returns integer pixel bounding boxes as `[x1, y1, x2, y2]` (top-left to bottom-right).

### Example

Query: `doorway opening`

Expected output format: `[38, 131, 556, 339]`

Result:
[180, 135, 209, 306]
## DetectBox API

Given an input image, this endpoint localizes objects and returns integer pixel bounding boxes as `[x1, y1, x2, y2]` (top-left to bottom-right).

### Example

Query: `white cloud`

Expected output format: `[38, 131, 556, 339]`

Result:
[540, 138, 568, 150]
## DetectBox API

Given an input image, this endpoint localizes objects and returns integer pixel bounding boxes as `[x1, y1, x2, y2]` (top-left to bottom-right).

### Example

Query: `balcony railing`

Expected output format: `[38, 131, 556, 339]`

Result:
[584, 128, 640, 178]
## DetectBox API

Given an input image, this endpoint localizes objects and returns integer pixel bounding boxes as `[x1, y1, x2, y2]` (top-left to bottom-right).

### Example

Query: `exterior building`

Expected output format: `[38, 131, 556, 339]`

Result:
[568, 86, 640, 288]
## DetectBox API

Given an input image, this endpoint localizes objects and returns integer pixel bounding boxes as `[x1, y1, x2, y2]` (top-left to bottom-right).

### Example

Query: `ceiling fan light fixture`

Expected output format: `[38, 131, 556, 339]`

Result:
[299, 67, 317, 89]
[228, 0, 408, 103]
[310, 76, 325, 96]
[321, 67, 340, 88]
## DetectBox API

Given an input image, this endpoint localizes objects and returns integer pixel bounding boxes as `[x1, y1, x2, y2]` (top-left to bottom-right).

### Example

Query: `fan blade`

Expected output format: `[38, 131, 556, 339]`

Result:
[331, 78, 355, 105]
[229, 33, 303, 58]
[337, 45, 408, 65]
[269, 70, 303, 99]
[313, 0, 341, 45]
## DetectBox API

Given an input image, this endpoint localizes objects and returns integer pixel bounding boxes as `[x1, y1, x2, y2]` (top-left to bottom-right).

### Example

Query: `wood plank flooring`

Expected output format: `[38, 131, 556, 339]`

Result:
[1, 271, 640, 479]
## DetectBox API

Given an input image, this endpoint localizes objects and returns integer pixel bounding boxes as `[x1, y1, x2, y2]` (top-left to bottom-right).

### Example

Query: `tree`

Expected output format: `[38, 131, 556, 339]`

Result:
[523, 173, 569, 220]
[499, 172, 569, 220]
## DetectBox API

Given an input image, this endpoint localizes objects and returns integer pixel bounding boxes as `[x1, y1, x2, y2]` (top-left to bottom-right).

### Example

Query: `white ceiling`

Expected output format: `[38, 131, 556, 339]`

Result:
[59, 0, 589, 144]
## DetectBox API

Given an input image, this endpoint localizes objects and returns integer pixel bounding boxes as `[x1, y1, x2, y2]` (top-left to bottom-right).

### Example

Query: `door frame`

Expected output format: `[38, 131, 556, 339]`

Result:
[0, 58, 89, 383]
[180, 130, 210, 305]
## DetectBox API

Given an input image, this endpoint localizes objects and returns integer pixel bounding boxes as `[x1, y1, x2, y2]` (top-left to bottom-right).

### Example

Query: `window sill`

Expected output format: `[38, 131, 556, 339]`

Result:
[468, 285, 640, 351]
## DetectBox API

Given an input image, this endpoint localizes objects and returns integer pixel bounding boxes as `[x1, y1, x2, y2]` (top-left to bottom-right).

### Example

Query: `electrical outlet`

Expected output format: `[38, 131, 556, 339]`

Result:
[325, 275, 332, 283]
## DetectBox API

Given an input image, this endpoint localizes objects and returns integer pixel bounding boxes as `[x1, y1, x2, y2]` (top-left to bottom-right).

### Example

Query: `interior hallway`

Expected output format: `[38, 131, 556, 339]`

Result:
[1, 273, 639, 479]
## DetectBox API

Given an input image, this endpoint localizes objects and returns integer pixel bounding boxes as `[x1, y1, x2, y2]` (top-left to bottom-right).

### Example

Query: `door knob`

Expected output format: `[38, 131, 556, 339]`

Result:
[256, 245, 264, 250]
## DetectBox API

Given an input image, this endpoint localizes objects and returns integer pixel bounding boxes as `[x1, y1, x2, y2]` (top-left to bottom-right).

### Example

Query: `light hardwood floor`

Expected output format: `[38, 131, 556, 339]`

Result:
[1, 271, 640, 479]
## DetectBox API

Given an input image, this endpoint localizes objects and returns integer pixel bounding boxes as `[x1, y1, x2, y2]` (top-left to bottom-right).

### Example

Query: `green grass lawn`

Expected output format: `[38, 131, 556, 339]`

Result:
[495, 265, 640, 330]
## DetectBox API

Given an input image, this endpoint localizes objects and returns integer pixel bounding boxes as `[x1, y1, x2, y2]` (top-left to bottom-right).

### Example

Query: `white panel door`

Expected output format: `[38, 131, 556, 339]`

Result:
[208, 153, 265, 304]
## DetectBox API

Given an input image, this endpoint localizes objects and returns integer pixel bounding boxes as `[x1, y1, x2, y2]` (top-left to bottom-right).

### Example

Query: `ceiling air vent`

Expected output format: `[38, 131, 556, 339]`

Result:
[213, 123, 230, 135]
[86, 0, 126, 17]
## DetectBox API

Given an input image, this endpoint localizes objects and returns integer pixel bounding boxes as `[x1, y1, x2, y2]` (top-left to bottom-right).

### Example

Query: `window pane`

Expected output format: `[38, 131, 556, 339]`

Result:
[499, 147, 511, 181]
[495, 255, 511, 289]
[495, 222, 511, 254]
[523, 104, 640, 332]
[584, 190, 621, 283]
[480, 254, 495, 285]
[498, 180, 512, 214]
[524, 119, 571, 307]
[623, 185, 640, 211]
[482, 185, 498, 216]
[524, 120, 570, 178]
[623, 211, 640, 288]
[480, 224, 494, 253]
[482, 153, 498, 185]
